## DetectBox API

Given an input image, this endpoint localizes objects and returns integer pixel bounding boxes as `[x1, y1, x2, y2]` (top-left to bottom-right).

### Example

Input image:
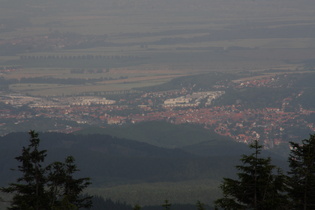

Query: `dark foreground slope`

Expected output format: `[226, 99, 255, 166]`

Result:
[0, 132, 243, 185]
[0, 131, 287, 206]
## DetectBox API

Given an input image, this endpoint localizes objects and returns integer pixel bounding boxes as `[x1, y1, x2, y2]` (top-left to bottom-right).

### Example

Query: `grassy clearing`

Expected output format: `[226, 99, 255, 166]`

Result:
[87, 179, 221, 206]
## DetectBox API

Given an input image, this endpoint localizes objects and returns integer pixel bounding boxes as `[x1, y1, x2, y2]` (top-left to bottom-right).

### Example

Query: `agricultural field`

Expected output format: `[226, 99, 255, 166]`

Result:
[1, 0, 315, 97]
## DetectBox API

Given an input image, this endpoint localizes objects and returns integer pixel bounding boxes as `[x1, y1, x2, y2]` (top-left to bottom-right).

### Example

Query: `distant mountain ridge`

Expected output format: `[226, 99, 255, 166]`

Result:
[75, 121, 234, 149]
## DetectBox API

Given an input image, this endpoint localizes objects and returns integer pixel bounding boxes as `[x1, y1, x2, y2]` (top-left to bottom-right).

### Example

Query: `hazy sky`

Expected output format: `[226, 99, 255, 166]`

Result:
[2, 0, 315, 25]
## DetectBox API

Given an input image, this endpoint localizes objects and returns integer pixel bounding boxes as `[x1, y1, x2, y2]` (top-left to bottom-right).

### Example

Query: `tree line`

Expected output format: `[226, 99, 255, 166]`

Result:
[0, 131, 92, 209]
[214, 136, 315, 209]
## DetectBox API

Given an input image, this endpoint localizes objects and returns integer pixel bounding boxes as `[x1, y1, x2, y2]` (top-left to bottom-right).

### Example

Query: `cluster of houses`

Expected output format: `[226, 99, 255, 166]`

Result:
[1, 74, 314, 147]
[163, 91, 225, 107]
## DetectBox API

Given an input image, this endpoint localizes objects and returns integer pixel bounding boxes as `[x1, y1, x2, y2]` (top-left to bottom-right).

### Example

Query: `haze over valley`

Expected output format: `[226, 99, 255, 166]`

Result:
[1, 0, 315, 208]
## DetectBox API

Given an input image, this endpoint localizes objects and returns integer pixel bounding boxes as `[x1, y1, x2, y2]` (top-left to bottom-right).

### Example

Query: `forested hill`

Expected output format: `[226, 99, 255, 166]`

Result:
[0, 132, 238, 185]
[0, 131, 286, 188]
